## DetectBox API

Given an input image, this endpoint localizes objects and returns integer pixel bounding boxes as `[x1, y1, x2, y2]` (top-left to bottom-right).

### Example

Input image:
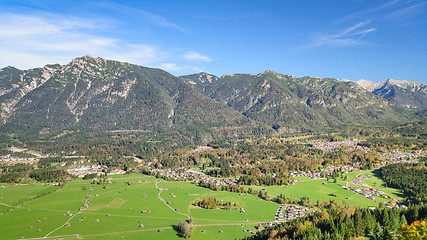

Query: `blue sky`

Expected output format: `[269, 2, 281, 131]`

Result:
[0, 0, 426, 84]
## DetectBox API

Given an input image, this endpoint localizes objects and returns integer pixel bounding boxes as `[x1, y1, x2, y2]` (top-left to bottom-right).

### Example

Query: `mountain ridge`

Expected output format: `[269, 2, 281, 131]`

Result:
[0, 56, 423, 141]
[356, 79, 427, 110]
[0, 55, 273, 143]
[181, 71, 415, 133]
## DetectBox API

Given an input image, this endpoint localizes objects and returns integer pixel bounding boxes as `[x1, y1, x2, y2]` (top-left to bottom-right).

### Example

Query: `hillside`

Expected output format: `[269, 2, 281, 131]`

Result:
[183, 71, 414, 133]
[0, 56, 421, 141]
[357, 79, 427, 111]
[0, 56, 270, 142]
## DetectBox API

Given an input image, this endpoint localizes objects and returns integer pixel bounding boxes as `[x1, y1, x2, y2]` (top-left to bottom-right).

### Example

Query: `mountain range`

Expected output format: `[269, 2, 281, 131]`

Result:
[0, 56, 425, 141]
[356, 79, 427, 111]
[181, 71, 420, 133]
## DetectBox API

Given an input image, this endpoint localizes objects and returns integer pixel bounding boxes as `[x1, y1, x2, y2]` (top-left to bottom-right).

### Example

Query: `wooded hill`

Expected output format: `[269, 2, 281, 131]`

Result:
[0, 56, 425, 144]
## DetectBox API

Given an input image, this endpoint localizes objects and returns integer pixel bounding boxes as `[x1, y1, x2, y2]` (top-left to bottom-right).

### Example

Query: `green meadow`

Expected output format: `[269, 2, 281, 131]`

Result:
[243, 168, 404, 208]
[0, 174, 279, 240]
[0, 169, 405, 239]
[0, 183, 59, 212]
[354, 169, 405, 202]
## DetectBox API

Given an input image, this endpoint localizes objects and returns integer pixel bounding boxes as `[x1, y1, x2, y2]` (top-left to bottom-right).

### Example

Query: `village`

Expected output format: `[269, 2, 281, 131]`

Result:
[306, 139, 369, 152]
[275, 204, 313, 222]
[66, 165, 126, 178]
[0, 155, 38, 166]
[290, 152, 419, 180]
[149, 168, 237, 188]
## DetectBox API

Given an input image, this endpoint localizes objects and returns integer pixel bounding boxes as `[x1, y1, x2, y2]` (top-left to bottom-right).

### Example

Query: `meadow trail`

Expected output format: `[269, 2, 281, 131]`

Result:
[155, 180, 191, 218]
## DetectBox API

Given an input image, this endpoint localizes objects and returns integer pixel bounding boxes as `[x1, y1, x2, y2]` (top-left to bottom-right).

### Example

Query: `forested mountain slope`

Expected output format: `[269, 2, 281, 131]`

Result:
[182, 71, 414, 133]
[0, 56, 270, 142]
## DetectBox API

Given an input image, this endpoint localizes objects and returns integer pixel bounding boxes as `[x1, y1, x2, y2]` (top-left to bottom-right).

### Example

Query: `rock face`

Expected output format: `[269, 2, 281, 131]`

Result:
[357, 79, 427, 110]
[0, 55, 269, 141]
[0, 56, 420, 137]
[183, 71, 413, 133]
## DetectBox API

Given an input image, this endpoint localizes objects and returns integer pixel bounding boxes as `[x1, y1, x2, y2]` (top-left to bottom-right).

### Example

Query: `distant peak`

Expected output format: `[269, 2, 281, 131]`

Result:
[74, 55, 104, 61]
[71, 55, 108, 67]
[262, 70, 277, 74]
[199, 71, 214, 76]
[356, 78, 426, 92]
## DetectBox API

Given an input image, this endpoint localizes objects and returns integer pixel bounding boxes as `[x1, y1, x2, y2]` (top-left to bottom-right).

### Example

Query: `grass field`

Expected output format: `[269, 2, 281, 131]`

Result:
[0, 169, 405, 240]
[0, 184, 59, 212]
[0, 174, 280, 240]
[243, 168, 404, 208]
[354, 169, 405, 202]
[244, 179, 378, 207]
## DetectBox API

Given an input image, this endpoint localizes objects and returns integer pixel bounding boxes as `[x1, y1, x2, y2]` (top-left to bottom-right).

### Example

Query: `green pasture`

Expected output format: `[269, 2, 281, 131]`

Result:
[339, 169, 404, 202]
[0, 184, 59, 212]
[243, 168, 405, 208]
[0, 174, 276, 240]
[244, 179, 378, 207]
[190, 190, 279, 225]
[354, 169, 405, 202]
[80, 224, 251, 240]
[0, 169, 406, 240]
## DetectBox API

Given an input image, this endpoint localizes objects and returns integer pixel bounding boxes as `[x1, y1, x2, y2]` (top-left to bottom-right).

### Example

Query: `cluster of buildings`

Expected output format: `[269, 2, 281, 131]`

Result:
[290, 162, 362, 179]
[380, 150, 426, 162]
[342, 185, 389, 201]
[307, 139, 369, 152]
[349, 175, 371, 186]
[0, 156, 38, 165]
[66, 166, 125, 177]
[149, 168, 236, 188]
[66, 165, 103, 177]
[290, 149, 422, 180]
[275, 204, 313, 222]
[374, 158, 418, 169]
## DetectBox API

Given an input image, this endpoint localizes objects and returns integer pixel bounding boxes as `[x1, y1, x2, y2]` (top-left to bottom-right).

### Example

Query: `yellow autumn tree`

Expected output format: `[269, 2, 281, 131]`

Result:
[399, 220, 427, 240]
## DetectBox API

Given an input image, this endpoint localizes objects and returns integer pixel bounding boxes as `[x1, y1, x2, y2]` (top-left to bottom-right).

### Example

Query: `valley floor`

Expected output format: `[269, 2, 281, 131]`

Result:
[0, 168, 405, 240]
[0, 174, 278, 240]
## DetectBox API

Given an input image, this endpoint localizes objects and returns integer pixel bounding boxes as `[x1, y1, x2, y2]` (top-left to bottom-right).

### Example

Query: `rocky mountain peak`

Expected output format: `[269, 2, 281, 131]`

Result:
[356, 79, 380, 91]
[384, 79, 426, 93]
[356, 78, 427, 110]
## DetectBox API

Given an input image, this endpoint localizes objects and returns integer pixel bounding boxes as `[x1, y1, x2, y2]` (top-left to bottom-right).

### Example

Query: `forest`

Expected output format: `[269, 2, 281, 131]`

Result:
[380, 162, 427, 205]
[244, 204, 427, 240]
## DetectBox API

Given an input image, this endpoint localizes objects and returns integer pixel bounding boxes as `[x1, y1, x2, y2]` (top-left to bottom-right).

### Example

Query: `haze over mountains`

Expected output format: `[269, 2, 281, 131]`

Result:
[0, 56, 425, 139]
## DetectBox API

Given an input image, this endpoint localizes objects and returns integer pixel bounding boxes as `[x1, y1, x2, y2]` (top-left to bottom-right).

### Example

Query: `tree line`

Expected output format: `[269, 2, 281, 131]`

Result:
[243, 205, 427, 240]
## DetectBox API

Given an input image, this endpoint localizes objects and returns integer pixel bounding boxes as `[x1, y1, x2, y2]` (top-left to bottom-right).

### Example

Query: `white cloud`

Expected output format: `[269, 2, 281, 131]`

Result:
[158, 63, 182, 71]
[182, 51, 212, 62]
[0, 11, 211, 74]
[106, 44, 166, 66]
[383, 1, 427, 20]
[301, 21, 377, 50]
[0, 13, 168, 69]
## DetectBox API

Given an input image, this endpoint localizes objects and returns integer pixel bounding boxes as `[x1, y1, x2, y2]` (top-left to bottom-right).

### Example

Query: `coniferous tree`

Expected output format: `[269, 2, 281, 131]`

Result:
[372, 222, 383, 240]
[353, 208, 364, 236]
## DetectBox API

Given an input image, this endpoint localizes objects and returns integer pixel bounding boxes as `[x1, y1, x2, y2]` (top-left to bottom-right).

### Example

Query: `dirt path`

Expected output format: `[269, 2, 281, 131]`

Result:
[155, 180, 190, 218]
[28, 221, 268, 239]
[24, 226, 174, 239]
[44, 197, 90, 238]
[187, 190, 213, 217]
